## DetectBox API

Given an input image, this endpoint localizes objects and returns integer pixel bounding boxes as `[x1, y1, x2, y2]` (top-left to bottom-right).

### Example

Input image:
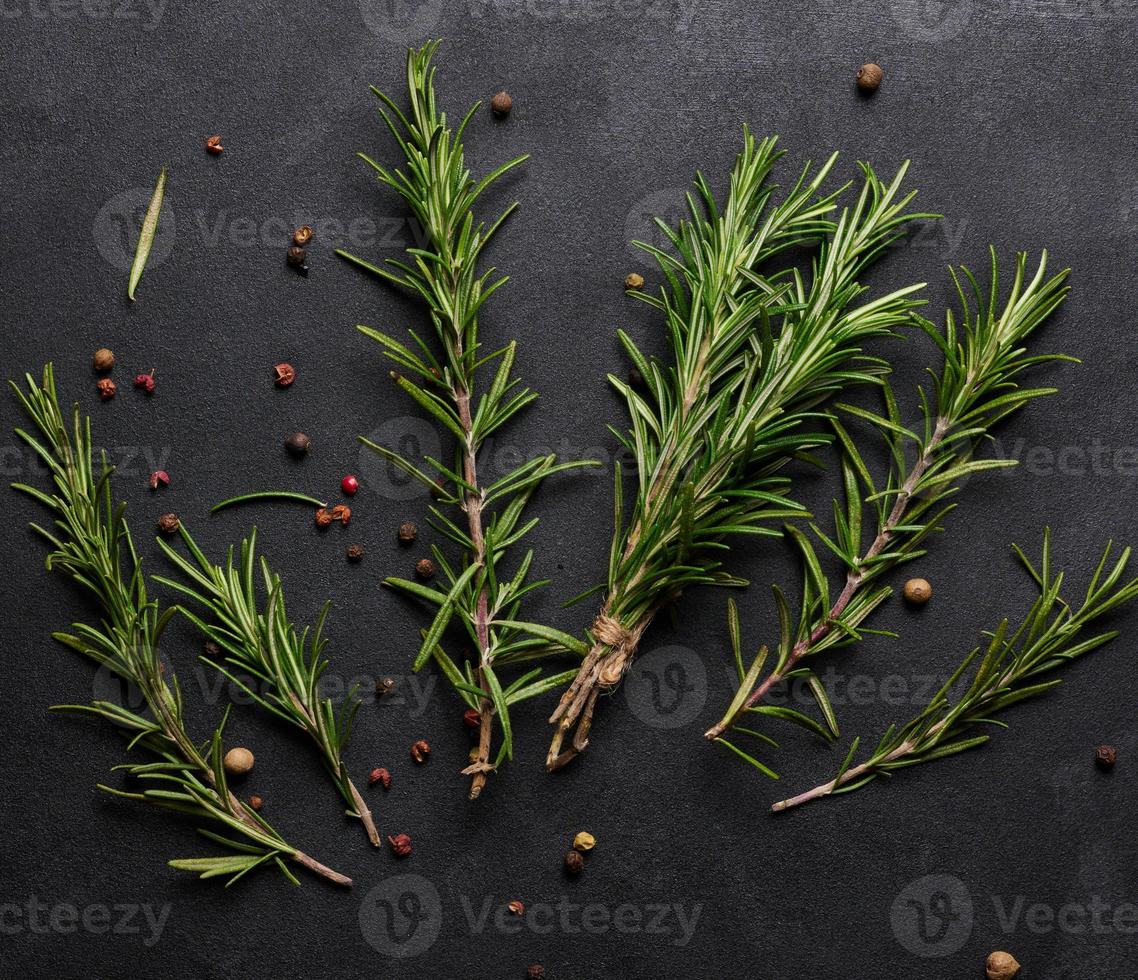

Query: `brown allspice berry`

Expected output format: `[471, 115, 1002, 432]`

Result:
[526, 966, 546, 980]
[368, 767, 392, 789]
[563, 850, 584, 875]
[346, 543, 365, 563]
[1096, 744, 1118, 770]
[93, 348, 115, 372]
[903, 577, 932, 606]
[490, 90, 513, 116]
[624, 272, 644, 290]
[388, 833, 412, 857]
[156, 513, 181, 536]
[985, 950, 1021, 980]
[205, 135, 224, 154]
[376, 676, 396, 696]
[248, 794, 264, 812]
[96, 378, 117, 400]
[856, 62, 883, 93]
[410, 739, 431, 763]
[285, 432, 311, 457]
[223, 746, 254, 776]
[398, 521, 419, 545]
[292, 225, 313, 246]
[415, 558, 436, 581]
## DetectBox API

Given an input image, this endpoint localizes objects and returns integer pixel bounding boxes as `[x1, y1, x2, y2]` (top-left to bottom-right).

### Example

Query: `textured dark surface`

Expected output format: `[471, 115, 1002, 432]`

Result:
[3, 2, 1137, 977]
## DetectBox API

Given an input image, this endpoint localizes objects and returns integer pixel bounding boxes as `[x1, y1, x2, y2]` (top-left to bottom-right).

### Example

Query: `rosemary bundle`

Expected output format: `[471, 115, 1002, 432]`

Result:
[155, 527, 379, 846]
[548, 135, 933, 768]
[707, 250, 1072, 768]
[772, 530, 1138, 810]
[10, 367, 349, 887]
[339, 41, 592, 798]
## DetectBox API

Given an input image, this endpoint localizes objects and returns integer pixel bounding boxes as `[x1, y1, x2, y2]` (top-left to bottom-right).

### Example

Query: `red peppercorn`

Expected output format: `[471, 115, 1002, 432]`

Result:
[410, 739, 431, 763]
[388, 833, 412, 857]
[205, 135, 224, 154]
[331, 504, 351, 526]
[149, 470, 170, 491]
[248, 794, 264, 812]
[274, 363, 296, 387]
[133, 369, 156, 394]
[96, 379, 117, 400]
[463, 708, 481, 729]
[368, 767, 392, 789]
[341, 474, 359, 496]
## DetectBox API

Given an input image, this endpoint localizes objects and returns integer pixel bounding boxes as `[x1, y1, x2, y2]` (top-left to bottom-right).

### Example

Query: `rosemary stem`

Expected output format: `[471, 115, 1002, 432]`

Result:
[706, 418, 950, 741]
[290, 850, 354, 887]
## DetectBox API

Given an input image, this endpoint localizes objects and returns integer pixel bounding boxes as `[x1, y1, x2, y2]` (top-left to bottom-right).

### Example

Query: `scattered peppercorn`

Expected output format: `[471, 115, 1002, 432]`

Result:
[369, 767, 392, 789]
[410, 739, 431, 763]
[96, 378, 117, 400]
[856, 62, 883, 93]
[314, 507, 334, 529]
[376, 676, 396, 696]
[388, 833, 412, 857]
[286, 245, 309, 276]
[149, 470, 170, 491]
[133, 369, 156, 394]
[902, 578, 932, 606]
[563, 850, 584, 875]
[331, 504, 352, 526]
[490, 90, 513, 116]
[93, 348, 115, 373]
[292, 225, 313, 247]
[156, 513, 180, 536]
[1096, 744, 1118, 770]
[341, 474, 359, 496]
[274, 363, 296, 387]
[203, 640, 222, 658]
[624, 272, 645, 290]
[985, 950, 1021, 980]
[415, 558, 435, 581]
[223, 746, 254, 776]
[346, 543, 365, 563]
[285, 432, 311, 457]
[205, 135, 224, 154]
[526, 966, 546, 980]
[572, 831, 596, 852]
[248, 794, 264, 812]
[463, 708, 481, 729]
[507, 900, 525, 916]
[398, 521, 419, 545]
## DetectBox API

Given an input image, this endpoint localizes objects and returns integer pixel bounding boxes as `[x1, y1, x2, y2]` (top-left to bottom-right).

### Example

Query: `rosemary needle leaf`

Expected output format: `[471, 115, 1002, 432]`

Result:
[127, 167, 167, 301]
[210, 491, 327, 513]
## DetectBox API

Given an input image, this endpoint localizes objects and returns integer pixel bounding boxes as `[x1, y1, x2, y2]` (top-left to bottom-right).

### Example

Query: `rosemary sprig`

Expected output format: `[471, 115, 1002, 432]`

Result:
[10, 366, 349, 887]
[155, 526, 380, 846]
[128, 166, 166, 301]
[548, 134, 933, 769]
[338, 41, 593, 798]
[707, 249, 1073, 763]
[772, 530, 1138, 811]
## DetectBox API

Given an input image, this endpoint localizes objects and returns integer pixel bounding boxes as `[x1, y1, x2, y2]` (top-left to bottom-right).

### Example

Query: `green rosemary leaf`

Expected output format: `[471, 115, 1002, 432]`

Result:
[127, 167, 167, 301]
[496, 620, 590, 656]
[210, 491, 326, 512]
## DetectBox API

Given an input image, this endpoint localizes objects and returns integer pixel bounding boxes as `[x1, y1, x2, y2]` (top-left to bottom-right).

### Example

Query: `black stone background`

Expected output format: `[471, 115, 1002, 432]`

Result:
[3, 1, 1137, 977]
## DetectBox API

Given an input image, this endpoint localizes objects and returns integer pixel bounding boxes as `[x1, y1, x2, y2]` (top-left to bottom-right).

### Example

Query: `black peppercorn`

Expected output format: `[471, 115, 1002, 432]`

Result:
[1096, 744, 1118, 770]
[375, 676, 396, 696]
[346, 543, 365, 563]
[415, 558, 435, 581]
[564, 850, 584, 875]
[156, 513, 180, 536]
[286, 245, 309, 276]
[398, 521, 419, 545]
[285, 432, 311, 457]
[526, 966, 546, 980]
[490, 90, 513, 117]
[203, 640, 222, 659]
